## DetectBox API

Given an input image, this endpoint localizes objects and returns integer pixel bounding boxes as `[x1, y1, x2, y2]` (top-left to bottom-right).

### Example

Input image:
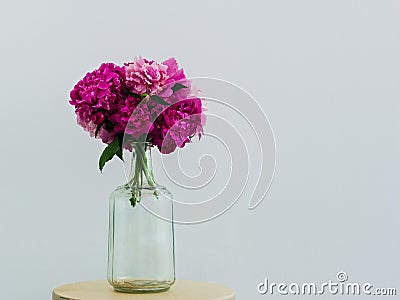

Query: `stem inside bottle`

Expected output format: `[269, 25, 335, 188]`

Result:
[128, 142, 156, 206]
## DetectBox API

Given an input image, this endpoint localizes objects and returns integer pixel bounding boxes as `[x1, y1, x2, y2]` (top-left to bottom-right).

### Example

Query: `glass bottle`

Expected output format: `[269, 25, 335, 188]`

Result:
[107, 142, 175, 293]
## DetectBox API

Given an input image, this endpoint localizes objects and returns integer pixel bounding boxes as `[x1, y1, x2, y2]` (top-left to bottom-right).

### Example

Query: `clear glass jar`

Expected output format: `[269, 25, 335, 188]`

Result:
[107, 142, 175, 293]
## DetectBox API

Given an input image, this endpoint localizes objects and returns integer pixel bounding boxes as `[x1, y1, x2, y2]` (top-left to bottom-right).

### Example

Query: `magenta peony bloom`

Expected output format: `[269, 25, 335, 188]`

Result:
[69, 62, 127, 143]
[124, 104, 154, 139]
[150, 97, 205, 154]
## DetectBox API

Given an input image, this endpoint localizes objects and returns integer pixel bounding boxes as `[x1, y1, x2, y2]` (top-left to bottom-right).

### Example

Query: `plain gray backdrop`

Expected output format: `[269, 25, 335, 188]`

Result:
[1, 0, 399, 299]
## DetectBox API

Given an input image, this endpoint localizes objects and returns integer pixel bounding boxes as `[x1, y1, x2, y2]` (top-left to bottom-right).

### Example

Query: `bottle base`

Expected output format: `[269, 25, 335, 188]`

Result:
[111, 279, 173, 294]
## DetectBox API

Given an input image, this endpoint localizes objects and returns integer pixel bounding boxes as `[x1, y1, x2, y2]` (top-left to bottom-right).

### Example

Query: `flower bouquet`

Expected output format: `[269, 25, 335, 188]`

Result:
[69, 57, 205, 292]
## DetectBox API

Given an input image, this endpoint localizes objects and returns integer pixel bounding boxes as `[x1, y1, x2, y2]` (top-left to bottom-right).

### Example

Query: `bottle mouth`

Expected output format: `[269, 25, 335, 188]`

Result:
[130, 141, 151, 145]
[130, 141, 152, 150]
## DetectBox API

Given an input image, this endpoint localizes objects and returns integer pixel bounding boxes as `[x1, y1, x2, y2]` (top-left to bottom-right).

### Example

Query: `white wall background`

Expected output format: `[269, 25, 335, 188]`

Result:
[1, 0, 399, 299]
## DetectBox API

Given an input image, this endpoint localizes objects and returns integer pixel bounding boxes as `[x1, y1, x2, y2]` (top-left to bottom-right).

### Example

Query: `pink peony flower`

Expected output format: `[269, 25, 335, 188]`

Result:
[125, 57, 168, 94]
[163, 57, 186, 84]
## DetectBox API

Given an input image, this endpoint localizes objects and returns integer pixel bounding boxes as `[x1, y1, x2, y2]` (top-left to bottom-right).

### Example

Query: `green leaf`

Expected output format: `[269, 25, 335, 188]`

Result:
[150, 95, 170, 106]
[171, 83, 187, 93]
[126, 89, 141, 98]
[129, 195, 137, 207]
[116, 134, 123, 160]
[98, 136, 123, 172]
[95, 123, 102, 138]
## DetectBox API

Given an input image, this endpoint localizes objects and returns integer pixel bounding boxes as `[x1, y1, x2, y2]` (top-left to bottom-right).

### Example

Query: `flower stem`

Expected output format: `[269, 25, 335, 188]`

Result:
[129, 142, 157, 206]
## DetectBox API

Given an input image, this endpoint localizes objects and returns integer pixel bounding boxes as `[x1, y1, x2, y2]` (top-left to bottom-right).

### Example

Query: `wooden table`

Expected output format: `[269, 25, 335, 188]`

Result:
[53, 280, 235, 300]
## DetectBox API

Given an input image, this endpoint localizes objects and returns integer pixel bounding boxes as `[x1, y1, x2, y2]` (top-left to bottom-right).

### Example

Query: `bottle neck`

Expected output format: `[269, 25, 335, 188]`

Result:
[128, 143, 155, 188]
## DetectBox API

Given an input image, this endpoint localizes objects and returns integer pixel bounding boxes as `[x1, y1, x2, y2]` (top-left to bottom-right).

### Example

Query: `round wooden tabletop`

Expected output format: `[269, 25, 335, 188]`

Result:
[52, 280, 235, 300]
